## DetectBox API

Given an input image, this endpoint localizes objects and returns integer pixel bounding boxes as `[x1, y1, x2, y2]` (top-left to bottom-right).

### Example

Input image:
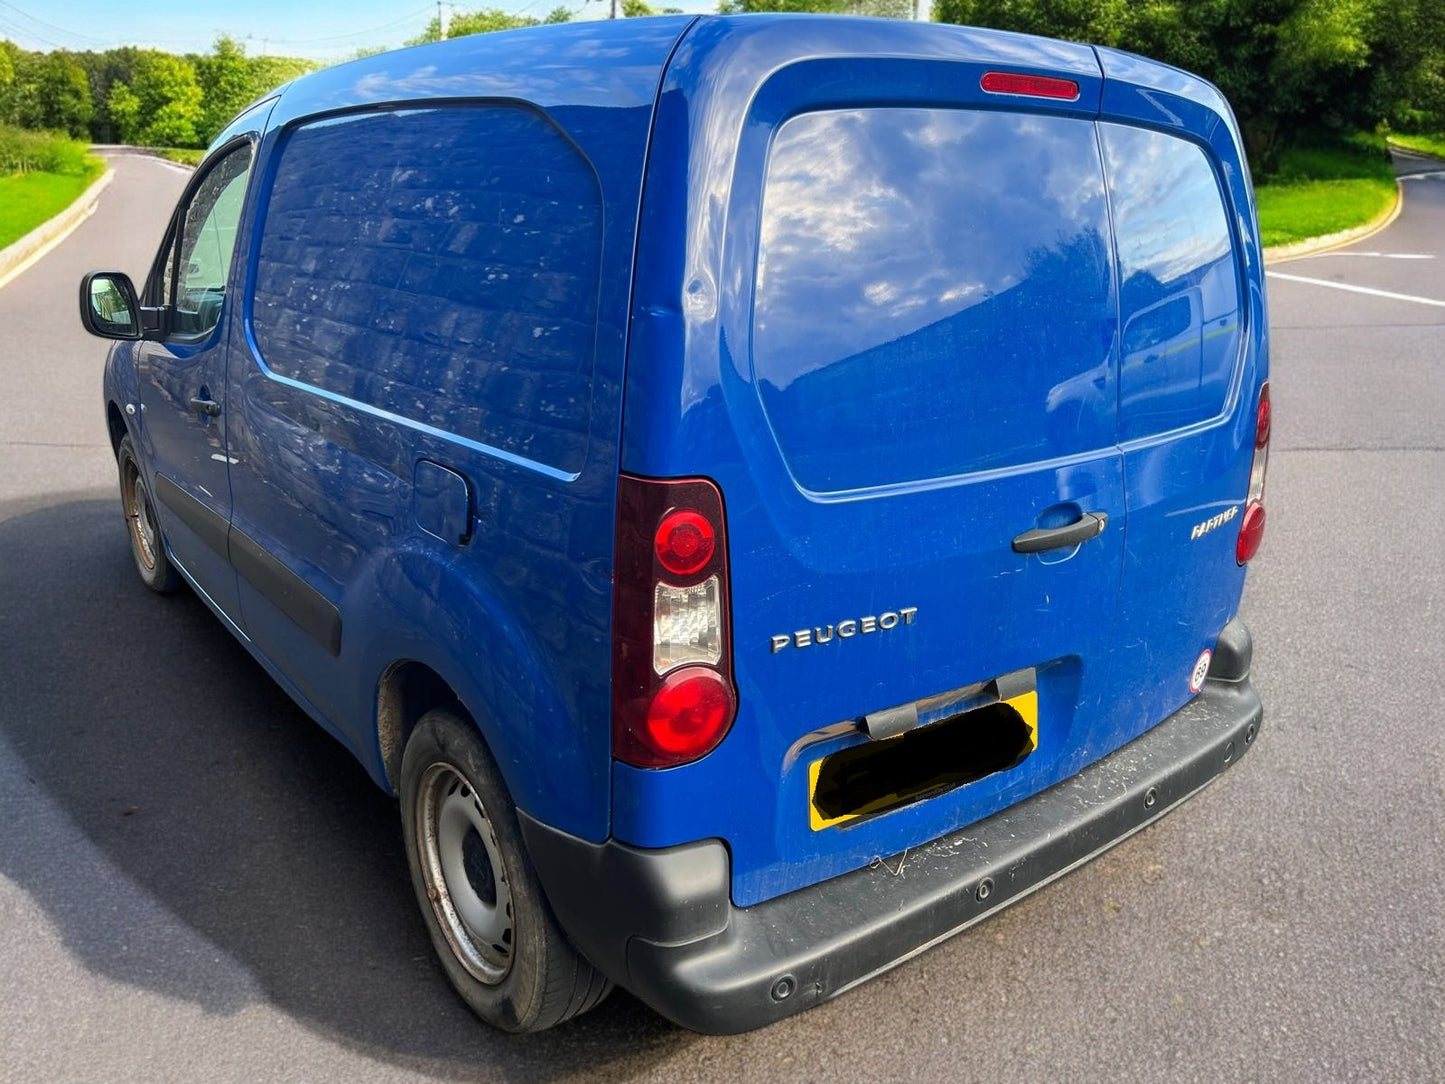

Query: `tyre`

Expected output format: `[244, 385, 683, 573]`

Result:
[117, 435, 180, 594]
[399, 708, 611, 1032]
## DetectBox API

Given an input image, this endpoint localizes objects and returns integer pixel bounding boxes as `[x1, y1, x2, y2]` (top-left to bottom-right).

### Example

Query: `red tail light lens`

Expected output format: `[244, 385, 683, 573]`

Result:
[1238, 381, 1270, 565]
[1236, 502, 1266, 564]
[643, 668, 736, 760]
[1255, 382, 1272, 448]
[980, 71, 1081, 101]
[654, 509, 716, 576]
[614, 474, 736, 768]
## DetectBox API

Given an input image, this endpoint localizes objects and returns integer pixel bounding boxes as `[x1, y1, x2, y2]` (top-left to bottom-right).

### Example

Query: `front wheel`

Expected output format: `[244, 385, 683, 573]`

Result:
[399, 708, 611, 1032]
[117, 435, 180, 594]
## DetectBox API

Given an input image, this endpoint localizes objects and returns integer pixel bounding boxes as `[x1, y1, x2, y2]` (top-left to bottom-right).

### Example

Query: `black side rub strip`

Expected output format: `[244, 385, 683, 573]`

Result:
[229, 529, 342, 656]
[153, 473, 229, 560]
[152, 473, 342, 656]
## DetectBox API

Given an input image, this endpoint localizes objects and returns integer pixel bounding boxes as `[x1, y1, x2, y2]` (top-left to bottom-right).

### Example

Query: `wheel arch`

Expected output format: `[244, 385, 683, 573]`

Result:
[376, 658, 470, 791]
[106, 400, 128, 457]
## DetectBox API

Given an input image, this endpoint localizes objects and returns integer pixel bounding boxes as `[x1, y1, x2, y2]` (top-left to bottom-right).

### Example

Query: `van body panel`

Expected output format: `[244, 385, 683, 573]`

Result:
[618, 18, 1266, 906]
[134, 101, 277, 624]
[218, 19, 692, 841]
[1097, 52, 1268, 755]
[621, 17, 1149, 905]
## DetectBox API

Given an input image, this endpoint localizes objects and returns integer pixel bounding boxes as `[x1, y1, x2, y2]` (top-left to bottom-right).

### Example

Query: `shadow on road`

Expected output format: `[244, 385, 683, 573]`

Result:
[0, 494, 693, 1081]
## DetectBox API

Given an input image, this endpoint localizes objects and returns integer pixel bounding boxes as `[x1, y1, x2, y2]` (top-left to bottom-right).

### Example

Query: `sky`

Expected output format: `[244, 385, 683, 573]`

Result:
[0, 0, 718, 62]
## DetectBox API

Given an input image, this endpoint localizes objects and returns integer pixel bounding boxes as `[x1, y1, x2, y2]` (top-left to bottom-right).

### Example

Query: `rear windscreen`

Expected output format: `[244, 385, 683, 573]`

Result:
[752, 108, 1117, 494]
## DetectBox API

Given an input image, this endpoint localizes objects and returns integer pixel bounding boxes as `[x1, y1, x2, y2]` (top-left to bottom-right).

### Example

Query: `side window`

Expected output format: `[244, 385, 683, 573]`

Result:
[250, 105, 604, 475]
[166, 146, 253, 339]
[1100, 124, 1241, 440]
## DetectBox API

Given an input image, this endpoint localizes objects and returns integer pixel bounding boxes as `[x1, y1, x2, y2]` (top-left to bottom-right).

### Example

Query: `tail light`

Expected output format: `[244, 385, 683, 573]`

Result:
[1237, 381, 1270, 564]
[613, 474, 736, 768]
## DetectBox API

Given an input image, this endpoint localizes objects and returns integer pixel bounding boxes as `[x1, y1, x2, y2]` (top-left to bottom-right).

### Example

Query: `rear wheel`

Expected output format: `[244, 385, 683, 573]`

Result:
[117, 435, 180, 594]
[399, 708, 611, 1032]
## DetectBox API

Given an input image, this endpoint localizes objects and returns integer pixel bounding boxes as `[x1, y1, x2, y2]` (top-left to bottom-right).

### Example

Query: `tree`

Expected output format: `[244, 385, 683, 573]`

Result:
[406, 7, 572, 45]
[194, 36, 252, 145]
[106, 50, 204, 147]
[718, 0, 850, 11]
[934, 0, 1381, 169]
[193, 38, 317, 145]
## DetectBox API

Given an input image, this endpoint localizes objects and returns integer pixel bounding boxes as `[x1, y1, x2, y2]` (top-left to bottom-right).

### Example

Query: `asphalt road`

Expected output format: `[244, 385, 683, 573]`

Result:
[0, 150, 1441, 1083]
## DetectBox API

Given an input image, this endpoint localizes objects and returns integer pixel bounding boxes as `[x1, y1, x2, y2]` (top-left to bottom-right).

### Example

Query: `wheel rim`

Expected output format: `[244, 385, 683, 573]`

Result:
[123, 462, 159, 571]
[415, 762, 514, 984]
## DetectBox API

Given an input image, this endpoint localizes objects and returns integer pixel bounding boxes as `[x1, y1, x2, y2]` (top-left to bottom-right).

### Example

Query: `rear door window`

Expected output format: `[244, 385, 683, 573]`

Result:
[1100, 124, 1241, 441]
[751, 107, 1117, 494]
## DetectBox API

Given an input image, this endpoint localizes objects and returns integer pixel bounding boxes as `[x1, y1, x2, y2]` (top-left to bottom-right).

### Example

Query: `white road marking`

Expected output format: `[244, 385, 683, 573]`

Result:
[1298, 252, 1434, 260]
[1266, 271, 1445, 308]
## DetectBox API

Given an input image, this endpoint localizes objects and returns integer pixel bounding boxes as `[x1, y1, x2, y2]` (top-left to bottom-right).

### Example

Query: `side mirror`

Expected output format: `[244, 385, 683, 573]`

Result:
[79, 271, 144, 340]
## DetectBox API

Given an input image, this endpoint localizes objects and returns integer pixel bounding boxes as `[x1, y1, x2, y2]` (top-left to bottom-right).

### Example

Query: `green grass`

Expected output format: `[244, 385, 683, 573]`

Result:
[1255, 134, 1397, 249]
[1387, 132, 1445, 160]
[0, 156, 105, 249]
[150, 147, 204, 167]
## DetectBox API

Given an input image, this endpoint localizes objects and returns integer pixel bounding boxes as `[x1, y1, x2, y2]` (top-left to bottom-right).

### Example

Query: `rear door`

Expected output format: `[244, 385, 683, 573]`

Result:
[616, 19, 1133, 906]
[1096, 52, 1265, 747]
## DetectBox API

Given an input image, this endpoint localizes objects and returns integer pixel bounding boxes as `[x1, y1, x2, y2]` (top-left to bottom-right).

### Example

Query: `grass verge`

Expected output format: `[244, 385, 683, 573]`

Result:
[149, 147, 204, 167]
[1387, 132, 1445, 161]
[0, 156, 105, 250]
[1255, 134, 1397, 249]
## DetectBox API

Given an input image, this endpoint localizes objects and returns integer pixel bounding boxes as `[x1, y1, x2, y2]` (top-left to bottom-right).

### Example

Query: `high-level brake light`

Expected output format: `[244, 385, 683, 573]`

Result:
[614, 475, 736, 768]
[980, 71, 1081, 101]
[1237, 382, 1270, 564]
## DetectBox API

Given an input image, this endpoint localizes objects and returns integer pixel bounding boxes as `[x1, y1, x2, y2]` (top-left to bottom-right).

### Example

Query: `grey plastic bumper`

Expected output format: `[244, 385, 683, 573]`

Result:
[520, 619, 1262, 1035]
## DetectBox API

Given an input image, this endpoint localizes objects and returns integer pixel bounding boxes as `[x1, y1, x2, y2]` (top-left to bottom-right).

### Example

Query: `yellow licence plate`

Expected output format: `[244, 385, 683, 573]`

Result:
[808, 688, 1038, 831]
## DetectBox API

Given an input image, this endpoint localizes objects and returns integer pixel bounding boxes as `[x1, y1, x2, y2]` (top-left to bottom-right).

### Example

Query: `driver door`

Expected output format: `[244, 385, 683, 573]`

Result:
[135, 141, 254, 623]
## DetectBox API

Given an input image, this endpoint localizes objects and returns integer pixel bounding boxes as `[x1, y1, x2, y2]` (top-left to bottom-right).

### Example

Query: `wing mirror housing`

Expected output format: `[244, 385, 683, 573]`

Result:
[79, 271, 164, 340]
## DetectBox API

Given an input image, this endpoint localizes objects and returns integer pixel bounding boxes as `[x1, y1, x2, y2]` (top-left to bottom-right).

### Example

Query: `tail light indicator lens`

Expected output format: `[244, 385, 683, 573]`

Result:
[614, 474, 736, 768]
[1238, 381, 1270, 565]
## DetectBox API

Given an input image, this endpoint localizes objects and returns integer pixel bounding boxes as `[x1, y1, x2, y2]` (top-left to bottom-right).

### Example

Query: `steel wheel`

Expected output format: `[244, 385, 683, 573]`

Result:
[414, 762, 515, 985]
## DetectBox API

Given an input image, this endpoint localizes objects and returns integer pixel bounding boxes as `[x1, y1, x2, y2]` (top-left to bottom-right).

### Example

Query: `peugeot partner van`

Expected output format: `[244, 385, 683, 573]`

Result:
[80, 14, 1269, 1035]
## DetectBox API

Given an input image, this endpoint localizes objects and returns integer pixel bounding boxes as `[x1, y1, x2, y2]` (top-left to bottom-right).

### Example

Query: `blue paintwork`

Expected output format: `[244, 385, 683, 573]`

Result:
[1098, 47, 1266, 752]
[615, 16, 1266, 905]
[126, 99, 277, 625]
[100, 15, 1266, 903]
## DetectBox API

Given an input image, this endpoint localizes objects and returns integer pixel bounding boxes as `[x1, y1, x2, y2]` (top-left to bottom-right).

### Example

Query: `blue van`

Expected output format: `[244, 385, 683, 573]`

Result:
[79, 15, 1269, 1034]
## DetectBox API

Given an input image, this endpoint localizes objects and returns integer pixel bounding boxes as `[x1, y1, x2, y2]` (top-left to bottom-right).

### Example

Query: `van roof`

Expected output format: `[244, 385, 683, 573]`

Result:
[265, 15, 1232, 135]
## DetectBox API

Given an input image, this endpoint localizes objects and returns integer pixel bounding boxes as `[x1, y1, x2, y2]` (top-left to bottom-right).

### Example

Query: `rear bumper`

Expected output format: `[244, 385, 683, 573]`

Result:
[521, 619, 1262, 1035]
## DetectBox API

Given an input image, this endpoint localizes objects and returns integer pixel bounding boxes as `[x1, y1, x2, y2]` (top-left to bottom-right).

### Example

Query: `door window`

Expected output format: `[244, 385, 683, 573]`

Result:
[164, 145, 253, 340]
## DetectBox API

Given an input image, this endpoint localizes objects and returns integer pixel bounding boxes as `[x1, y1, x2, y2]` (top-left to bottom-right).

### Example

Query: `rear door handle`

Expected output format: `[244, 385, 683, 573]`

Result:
[189, 397, 221, 417]
[1012, 512, 1108, 554]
